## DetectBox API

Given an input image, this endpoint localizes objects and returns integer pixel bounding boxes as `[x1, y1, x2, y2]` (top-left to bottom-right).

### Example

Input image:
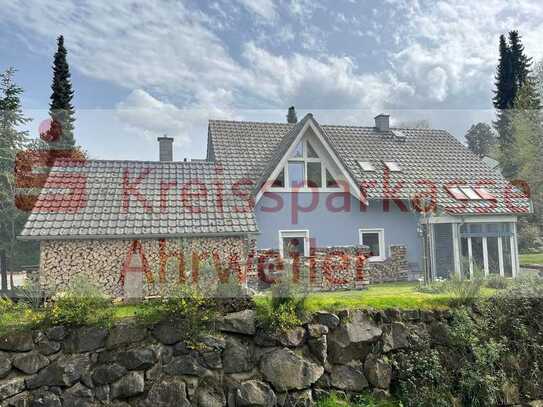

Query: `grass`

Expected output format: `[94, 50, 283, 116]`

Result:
[316, 392, 399, 407]
[255, 281, 496, 312]
[0, 281, 497, 335]
[520, 252, 543, 266]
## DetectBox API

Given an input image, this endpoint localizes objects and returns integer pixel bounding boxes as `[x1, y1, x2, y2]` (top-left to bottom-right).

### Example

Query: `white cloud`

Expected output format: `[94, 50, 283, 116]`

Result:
[389, 0, 543, 104]
[242, 42, 413, 109]
[115, 89, 234, 148]
[237, 0, 277, 20]
[0, 0, 249, 107]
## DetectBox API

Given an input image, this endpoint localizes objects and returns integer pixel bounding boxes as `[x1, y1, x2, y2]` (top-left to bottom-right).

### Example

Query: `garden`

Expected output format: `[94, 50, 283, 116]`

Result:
[2, 270, 543, 406]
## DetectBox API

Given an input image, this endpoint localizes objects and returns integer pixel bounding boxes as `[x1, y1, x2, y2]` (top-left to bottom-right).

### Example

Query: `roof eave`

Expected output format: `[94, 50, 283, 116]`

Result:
[18, 230, 259, 241]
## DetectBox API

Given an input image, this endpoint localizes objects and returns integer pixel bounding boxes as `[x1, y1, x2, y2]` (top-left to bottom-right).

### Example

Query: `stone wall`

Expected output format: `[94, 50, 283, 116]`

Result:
[39, 237, 250, 298]
[1, 308, 541, 406]
[0, 309, 437, 406]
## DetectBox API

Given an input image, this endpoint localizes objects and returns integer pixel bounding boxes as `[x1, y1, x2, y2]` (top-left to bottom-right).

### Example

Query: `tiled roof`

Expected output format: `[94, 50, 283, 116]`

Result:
[20, 160, 258, 239]
[22, 114, 530, 240]
[208, 115, 530, 215]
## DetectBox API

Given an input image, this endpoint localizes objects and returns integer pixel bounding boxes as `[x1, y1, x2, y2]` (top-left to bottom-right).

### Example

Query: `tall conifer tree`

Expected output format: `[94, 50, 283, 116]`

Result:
[49, 35, 75, 149]
[0, 68, 32, 290]
[509, 30, 532, 94]
[494, 32, 532, 178]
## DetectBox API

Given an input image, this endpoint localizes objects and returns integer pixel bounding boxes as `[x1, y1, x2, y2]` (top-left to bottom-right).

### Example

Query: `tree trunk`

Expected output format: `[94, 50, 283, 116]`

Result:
[0, 250, 7, 291]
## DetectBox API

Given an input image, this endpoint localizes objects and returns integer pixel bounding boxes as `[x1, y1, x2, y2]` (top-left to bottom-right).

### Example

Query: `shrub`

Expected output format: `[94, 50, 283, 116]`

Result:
[18, 278, 45, 310]
[0, 296, 17, 314]
[484, 274, 510, 290]
[448, 308, 507, 406]
[417, 277, 447, 294]
[135, 284, 216, 343]
[43, 277, 114, 327]
[392, 347, 453, 406]
[215, 272, 245, 298]
[257, 265, 308, 332]
[316, 392, 399, 407]
[444, 264, 484, 306]
[517, 221, 542, 253]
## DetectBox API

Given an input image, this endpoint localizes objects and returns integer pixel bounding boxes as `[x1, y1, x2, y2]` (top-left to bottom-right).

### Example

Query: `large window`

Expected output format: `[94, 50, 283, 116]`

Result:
[459, 222, 515, 278]
[359, 229, 385, 261]
[279, 230, 310, 258]
[271, 139, 341, 190]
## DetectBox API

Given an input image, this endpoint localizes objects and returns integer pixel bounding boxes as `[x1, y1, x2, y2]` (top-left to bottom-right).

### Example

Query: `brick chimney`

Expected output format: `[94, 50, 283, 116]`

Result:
[374, 114, 390, 132]
[157, 136, 173, 162]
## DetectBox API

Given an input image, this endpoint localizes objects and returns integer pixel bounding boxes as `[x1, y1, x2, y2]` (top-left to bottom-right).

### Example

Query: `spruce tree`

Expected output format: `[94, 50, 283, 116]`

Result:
[493, 35, 514, 159]
[509, 30, 532, 94]
[0, 68, 33, 290]
[465, 122, 496, 158]
[493, 32, 532, 178]
[49, 35, 75, 149]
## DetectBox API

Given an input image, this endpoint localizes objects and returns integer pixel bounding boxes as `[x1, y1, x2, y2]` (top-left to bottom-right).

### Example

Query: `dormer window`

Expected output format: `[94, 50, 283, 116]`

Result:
[384, 161, 401, 172]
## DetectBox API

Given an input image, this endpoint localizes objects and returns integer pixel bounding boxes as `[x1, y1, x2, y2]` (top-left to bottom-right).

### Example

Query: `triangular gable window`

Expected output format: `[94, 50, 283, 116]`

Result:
[326, 169, 339, 188]
[272, 168, 285, 187]
[307, 141, 318, 158]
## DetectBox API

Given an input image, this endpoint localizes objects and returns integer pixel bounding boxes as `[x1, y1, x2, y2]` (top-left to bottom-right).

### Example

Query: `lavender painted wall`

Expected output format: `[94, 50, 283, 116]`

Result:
[255, 192, 423, 268]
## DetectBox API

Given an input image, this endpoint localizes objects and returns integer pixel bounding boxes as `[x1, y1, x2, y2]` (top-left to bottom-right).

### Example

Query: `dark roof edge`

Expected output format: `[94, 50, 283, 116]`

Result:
[18, 231, 259, 241]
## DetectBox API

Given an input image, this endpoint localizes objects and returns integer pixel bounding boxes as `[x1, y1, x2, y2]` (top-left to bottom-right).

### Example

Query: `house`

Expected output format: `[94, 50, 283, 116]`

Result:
[20, 111, 531, 297]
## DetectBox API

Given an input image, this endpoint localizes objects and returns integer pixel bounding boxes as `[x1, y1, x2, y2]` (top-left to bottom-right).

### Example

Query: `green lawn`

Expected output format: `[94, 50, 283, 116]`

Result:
[254, 281, 497, 312]
[1, 281, 498, 335]
[520, 252, 543, 266]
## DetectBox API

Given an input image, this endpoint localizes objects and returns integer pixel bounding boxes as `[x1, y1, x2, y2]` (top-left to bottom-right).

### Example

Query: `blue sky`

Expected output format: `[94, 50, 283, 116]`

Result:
[1, 0, 542, 161]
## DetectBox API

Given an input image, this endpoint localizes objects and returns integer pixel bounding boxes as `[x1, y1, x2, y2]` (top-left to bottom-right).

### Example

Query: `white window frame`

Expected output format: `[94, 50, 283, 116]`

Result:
[278, 230, 310, 258]
[256, 119, 367, 205]
[359, 228, 386, 262]
[456, 222, 518, 278]
[270, 139, 342, 192]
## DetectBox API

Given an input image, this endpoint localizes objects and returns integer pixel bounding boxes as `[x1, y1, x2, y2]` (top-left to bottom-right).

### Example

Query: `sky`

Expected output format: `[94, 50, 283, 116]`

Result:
[1, 0, 543, 161]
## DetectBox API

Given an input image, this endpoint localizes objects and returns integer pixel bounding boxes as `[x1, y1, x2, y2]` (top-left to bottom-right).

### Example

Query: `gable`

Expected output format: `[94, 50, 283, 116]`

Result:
[254, 116, 365, 204]
[208, 118, 530, 215]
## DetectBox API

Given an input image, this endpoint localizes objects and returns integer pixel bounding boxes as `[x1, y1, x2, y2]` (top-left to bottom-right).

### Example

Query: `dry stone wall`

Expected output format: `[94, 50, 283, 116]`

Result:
[2, 308, 542, 406]
[0, 309, 447, 406]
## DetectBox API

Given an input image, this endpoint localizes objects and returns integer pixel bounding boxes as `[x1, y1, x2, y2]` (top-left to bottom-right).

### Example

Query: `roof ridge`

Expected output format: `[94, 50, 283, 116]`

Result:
[209, 119, 293, 125]
[209, 118, 449, 133]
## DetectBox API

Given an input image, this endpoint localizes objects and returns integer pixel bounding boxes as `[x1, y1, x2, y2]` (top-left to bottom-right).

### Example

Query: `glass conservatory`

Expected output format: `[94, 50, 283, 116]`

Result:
[429, 220, 519, 280]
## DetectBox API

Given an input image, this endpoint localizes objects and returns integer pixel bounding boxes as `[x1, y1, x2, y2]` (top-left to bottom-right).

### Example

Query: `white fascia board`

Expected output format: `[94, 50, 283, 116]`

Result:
[428, 215, 518, 224]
